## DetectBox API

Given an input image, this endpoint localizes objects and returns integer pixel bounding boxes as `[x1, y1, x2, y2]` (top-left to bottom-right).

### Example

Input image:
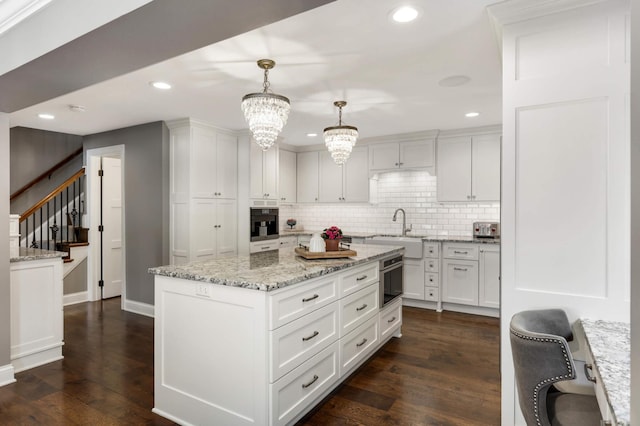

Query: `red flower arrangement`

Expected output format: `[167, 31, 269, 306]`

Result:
[321, 226, 343, 240]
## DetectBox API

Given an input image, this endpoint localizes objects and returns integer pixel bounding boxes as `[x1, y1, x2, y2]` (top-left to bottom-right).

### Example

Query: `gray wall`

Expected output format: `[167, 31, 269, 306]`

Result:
[83, 121, 169, 305]
[0, 114, 10, 368]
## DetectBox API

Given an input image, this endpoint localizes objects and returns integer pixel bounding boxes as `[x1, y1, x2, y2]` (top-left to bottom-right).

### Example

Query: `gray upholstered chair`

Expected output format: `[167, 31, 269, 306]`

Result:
[510, 309, 601, 426]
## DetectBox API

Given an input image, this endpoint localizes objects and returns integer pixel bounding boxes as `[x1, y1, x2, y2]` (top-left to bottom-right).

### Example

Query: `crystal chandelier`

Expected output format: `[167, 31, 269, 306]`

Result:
[324, 101, 358, 165]
[241, 59, 290, 151]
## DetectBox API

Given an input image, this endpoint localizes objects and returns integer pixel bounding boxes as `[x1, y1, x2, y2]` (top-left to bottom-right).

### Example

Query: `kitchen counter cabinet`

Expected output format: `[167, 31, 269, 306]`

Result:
[250, 142, 278, 200]
[318, 148, 368, 203]
[369, 139, 435, 172]
[150, 245, 403, 425]
[403, 258, 425, 300]
[478, 245, 500, 308]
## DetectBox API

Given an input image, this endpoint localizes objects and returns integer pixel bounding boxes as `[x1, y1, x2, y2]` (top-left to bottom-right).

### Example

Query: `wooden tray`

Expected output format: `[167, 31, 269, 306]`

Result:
[295, 246, 357, 259]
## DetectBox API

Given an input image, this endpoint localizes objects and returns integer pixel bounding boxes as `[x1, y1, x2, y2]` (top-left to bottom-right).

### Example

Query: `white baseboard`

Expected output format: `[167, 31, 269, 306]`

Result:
[64, 291, 89, 306]
[124, 299, 155, 318]
[0, 364, 16, 387]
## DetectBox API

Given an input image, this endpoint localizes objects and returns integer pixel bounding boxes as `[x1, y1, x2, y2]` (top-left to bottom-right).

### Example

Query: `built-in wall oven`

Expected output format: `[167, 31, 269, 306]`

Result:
[250, 208, 279, 241]
[380, 254, 403, 308]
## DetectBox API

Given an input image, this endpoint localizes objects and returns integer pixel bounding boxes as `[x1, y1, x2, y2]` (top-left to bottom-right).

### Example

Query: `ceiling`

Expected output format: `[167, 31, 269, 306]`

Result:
[7, 0, 502, 146]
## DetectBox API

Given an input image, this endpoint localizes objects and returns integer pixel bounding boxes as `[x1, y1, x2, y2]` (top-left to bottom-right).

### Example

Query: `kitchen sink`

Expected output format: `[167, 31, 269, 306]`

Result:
[367, 236, 423, 259]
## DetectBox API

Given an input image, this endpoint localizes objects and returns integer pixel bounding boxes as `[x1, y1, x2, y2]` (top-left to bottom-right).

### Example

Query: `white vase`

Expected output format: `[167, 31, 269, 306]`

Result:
[309, 233, 326, 253]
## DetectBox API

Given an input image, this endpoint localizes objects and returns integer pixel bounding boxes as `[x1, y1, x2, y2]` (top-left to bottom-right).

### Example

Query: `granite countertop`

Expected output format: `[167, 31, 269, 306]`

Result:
[10, 247, 68, 263]
[579, 319, 630, 425]
[149, 244, 403, 292]
[281, 230, 500, 244]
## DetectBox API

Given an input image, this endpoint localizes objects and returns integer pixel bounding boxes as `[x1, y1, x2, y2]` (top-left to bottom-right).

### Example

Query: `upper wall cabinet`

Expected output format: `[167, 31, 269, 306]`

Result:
[369, 139, 435, 173]
[318, 147, 368, 203]
[250, 142, 278, 200]
[437, 133, 501, 202]
[296, 151, 319, 203]
[279, 149, 296, 203]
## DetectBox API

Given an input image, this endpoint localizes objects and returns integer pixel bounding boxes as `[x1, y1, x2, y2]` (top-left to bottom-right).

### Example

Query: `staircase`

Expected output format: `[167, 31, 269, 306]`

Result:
[15, 167, 89, 271]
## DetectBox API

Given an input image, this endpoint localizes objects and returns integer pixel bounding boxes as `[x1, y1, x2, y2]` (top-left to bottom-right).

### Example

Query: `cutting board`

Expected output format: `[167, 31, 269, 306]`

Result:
[294, 246, 357, 259]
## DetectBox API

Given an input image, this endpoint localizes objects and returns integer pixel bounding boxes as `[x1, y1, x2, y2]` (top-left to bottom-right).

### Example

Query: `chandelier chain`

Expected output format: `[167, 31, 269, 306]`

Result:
[263, 69, 270, 93]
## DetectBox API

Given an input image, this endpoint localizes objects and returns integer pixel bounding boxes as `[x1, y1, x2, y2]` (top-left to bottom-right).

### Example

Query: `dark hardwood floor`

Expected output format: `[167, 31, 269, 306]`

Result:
[0, 298, 500, 425]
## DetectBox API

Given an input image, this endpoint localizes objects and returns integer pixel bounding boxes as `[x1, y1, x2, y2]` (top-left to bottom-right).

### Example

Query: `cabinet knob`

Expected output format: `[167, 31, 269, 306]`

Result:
[467, 195, 471, 200]
[395, 162, 399, 166]
[399, 162, 404, 166]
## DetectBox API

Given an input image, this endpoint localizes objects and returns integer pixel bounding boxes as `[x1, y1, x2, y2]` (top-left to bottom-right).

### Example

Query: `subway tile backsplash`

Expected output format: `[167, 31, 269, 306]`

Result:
[279, 171, 500, 237]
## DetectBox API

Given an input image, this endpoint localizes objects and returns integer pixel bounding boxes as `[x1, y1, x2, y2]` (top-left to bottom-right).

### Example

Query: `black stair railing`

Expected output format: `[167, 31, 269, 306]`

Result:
[19, 168, 86, 251]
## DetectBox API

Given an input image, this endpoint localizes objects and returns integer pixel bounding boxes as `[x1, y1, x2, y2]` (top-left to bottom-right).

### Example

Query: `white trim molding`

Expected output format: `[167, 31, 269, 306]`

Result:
[0, 364, 16, 387]
[124, 299, 154, 318]
[63, 291, 89, 306]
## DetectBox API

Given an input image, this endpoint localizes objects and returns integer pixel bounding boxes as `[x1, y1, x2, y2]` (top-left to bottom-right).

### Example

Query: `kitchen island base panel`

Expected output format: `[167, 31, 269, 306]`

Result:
[152, 254, 402, 426]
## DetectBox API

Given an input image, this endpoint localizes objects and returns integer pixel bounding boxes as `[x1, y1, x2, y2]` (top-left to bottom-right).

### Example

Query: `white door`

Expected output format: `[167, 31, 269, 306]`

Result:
[215, 199, 237, 256]
[343, 147, 369, 202]
[278, 149, 297, 203]
[472, 134, 501, 201]
[437, 137, 472, 202]
[318, 150, 343, 202]
[441, 259, 478, 306]
[296, 151, 319, 203]
[400, 140, 434, 169]
[403, 259, 425, 300]
[369, 143, 399, 171]
[479, 246, 500, 309]
[101, 156, 123, 299]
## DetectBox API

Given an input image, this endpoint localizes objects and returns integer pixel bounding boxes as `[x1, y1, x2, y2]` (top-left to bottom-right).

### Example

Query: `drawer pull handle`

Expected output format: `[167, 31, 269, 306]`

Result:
[302, 374, 319, 389]
[261, 246, 271, 250]
[453, 250, 468, 254]
[387, 316, 397, 323]
[302, 331, 319, 342]
[356, 303, 368, 311]
[302, 294, 319, 302]
[584, 363, 597, 383]
[453, 267, 468, 272]
[356, 275, 368, 281]
[356, 338, 368, 347]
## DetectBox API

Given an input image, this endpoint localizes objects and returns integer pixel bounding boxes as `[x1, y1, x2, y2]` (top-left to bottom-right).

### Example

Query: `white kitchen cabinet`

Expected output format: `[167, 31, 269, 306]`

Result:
[403, 258, 425, 300]
[296, 151, 319, 203]
[278, 235, 297, 249]
[190, 198, 237, 261]
[318, 147, 368, 203]
[442, 259, 479, 306]
[369, 139, 435, 172]
[279, 149, 296, 203]
[478, 245, 500, 309]
[250, 142, 279, 200]
[437, 133, 500, 202]
[168, 119, 238, 264]
[441, 242, 500, 312]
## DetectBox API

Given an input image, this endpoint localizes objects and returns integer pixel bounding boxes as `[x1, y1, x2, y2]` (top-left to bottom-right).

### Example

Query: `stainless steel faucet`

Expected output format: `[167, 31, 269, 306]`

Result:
[392, 208, 412, 236]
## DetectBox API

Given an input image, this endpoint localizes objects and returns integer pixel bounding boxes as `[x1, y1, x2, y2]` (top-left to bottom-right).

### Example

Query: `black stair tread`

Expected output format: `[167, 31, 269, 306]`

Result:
[58, 241, 90, 247]
[63, 258, 74, 264]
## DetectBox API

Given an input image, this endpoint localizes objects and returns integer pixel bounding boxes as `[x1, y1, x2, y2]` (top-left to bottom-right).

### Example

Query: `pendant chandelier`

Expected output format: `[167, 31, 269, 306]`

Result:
[241, 59, 290, 151]
[324, 101, 358, 165]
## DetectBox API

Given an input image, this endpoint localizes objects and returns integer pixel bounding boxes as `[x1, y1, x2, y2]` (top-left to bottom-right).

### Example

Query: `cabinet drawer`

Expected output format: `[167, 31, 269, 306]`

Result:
[270, 303, 339, 382]
[339, 316, 379, 376]
[425, 272, 439, 288]
[423, 242, 440, 258]
[271, 341, 340, 426]
[443, 243, 478, 260]
[339, 262, 379, 297]
[379, 298, 402, 341]
[425, 286, 439, 302]
[269, 276, 338, 330]
[425, 258, 439, 273]
[339, 284, 379, 337]
[279, 237, 297, 249]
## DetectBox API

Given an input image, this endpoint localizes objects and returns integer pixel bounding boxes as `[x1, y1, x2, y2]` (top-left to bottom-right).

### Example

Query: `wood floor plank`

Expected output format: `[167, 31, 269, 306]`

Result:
[0, 299, 500, 425]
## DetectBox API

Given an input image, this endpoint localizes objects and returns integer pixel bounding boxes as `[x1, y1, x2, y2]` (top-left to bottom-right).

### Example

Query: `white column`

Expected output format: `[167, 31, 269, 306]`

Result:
[488, 0, 631, 424]
[0, 112, 14, 386]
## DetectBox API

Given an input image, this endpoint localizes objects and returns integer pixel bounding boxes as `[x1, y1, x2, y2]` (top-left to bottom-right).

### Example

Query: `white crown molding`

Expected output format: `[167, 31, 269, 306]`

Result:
[164, 118, 236, 136]
[0, 0, 52, 36]
[437, 124, 502, 139]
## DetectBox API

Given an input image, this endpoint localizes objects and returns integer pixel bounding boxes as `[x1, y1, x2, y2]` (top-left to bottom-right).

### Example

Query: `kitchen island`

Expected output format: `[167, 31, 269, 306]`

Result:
[149, 244, 403, 426]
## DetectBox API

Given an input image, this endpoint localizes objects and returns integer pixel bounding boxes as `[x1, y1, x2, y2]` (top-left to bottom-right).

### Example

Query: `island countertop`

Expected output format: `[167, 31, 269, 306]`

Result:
[149, 244, 403, 291]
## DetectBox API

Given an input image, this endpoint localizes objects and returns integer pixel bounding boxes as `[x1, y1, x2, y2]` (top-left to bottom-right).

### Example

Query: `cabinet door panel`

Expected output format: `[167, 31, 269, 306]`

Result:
[437, 137, 472, 202]
[369, 143, 399, 170]
[191, 127, 217, 198]
[191, 199, 216, 261]
[279, 149, 297, 203]
[249, 142, 265, 199]
[479, 246, 500, 308]
[215, 133, 237, 198]
[343, 147, 369, 202]
[215, 199, 237, 256]
[296, 152, 319, 203]
[472, 135, 501, 201]
[442, 259, 478, 305]
[263, 146, 278, 199]
[400, 140, 434, 169]
[403, 259, 425, 300]
[318, 151, 344, 202]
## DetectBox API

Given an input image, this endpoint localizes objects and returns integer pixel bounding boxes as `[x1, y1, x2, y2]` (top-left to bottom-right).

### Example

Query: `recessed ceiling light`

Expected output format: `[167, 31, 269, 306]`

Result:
[38, 113, 55, 120]
[307, 133, 318, 137]
[465, 112, 480, 118]
[439, 75, 471, 87]
[150, 81, 172, 90]
[391, 6, 420, 23]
